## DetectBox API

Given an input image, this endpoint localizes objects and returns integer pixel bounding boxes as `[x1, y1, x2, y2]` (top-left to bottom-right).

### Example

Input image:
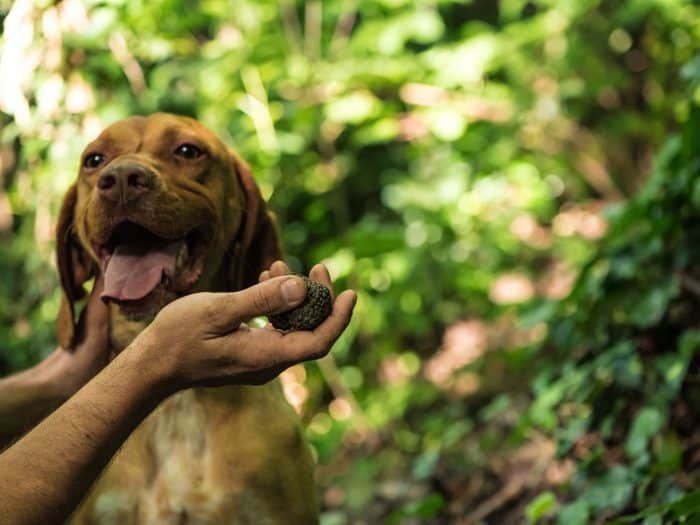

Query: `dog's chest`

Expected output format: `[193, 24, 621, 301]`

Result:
[91, 392, 213, 523]
[144, 391, 212, 519]
[76, 386, 301, 525]
[96, 298, 232, 522]
[86, 391, 261, 525]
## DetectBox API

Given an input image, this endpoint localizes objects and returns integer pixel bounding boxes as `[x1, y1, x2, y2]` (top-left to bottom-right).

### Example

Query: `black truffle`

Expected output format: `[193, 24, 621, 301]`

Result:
[269, 277, 332, 331]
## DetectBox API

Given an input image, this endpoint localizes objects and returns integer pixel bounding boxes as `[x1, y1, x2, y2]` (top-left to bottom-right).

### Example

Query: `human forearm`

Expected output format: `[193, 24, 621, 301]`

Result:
[0, 276, 112, 449]
[0, 340, 171, 525]
[0, 356, 67, 448]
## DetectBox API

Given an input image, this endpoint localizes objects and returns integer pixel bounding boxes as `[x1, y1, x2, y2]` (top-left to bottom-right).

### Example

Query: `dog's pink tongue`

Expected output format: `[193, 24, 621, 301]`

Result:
[101, 242, 180, 302]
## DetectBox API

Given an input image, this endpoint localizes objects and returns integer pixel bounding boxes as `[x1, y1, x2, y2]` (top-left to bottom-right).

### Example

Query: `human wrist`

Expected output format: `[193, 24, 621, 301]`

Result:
[118, 332, 181, 402]
[33, 356, 75, 405]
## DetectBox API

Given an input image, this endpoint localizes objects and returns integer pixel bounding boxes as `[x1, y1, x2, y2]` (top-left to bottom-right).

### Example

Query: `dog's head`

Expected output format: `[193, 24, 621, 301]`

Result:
[56, 113, 282, 349]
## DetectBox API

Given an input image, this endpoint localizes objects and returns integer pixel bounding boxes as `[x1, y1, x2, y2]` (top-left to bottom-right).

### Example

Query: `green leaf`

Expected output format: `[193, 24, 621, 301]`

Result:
[629, 277, 679, 327]
[325, 91, 381, 124]
[642, 514, 663, 525]
[479, 394, 511, 422]
[656, 353, 687, 393]
[557, 500, 589, 525]
[526, 491, 557, 523]
[670, 490, 700, 518]
[394, 493, 446, 520]
[692, 177, 700, 209]
[582, 466, 634, 511]
[652, 432, 683, 474]
[412, 450, 439, 480]
[625, 407, 664, 458]
[412, 493, 445, 518]
[679, 329, 700, 357]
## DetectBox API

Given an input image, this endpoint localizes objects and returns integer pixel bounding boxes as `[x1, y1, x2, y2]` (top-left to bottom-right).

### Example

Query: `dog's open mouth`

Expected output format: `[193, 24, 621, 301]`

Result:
[97, 221, 206, 306]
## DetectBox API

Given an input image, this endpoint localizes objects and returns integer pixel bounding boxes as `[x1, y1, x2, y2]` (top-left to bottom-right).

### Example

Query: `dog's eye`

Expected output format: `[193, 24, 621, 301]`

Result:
[83, 153, 106, 169]
[174, 144, 204, 160]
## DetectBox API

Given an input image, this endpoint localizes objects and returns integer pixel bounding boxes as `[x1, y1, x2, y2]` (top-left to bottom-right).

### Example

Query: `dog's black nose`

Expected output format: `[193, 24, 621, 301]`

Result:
[97, 161, 154, 203]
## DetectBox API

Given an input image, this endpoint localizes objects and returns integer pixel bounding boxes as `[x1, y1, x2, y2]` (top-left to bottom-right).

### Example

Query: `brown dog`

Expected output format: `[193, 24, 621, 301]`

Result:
[56, 113, 318, 524]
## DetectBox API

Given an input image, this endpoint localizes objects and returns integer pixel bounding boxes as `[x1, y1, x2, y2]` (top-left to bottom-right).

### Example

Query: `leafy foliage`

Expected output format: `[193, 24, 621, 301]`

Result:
[1, 0, 700, 522]
[530, 110, 700, 523]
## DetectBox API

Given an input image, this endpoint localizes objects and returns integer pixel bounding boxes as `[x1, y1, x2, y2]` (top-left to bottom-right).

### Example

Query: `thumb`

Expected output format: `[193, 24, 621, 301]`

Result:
[210, 276, 307, 332]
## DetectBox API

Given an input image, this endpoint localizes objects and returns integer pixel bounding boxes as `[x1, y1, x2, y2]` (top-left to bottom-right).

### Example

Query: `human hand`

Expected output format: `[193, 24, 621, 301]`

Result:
[37, 276, 111, 400]
[133, 263, 356, 391]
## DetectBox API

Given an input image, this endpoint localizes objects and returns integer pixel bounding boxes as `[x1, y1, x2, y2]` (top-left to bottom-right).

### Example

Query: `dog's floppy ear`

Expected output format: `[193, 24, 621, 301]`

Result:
[230, 154, 283, 289]
[56, 184, 94, 349]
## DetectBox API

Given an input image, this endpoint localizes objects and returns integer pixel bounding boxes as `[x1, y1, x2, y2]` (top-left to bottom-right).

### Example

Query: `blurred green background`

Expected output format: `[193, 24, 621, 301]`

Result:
[1, 0, 700, 523]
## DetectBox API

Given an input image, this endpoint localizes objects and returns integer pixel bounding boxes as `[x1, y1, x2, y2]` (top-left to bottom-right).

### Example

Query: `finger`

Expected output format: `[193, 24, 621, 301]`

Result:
[259, 270, 271, 282]
[302, 289, 356, 353]
[309, 263, 335, 300]
[81, 275, 110, 338]
[270, 260, 289, 278]
[209, 275, 307, 332]
[251, 290, 357, 366]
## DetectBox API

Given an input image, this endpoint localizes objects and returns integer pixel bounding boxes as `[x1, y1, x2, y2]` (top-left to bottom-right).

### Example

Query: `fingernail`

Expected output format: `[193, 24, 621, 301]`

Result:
[281, 277, 305, 304]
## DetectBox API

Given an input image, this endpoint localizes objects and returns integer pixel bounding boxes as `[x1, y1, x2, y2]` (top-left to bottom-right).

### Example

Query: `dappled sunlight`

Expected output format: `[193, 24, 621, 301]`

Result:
[33, 200, 52, 244]
[65, 73, 95, 114]
[81, 114, 104, 140]
[451, 371, 480, 397]
[58, 0, 89, 32]
[545, 458, 574, 485]
[399, 83, 448, 107]
[0, 0, 35, 126]
[553, 203, 608, 239]
[425, 320, 488, 387]
[505, 322, 549, 349]
[280, 364, 309, 414]
[510, 213, 552, 249]
[329, 398, 353, 422]
[0, 194, 12, 232]
[397, 113, 429, 142]
[459, 96, 512, 123]
[489, 273, 535, 305]
[13, 318, 31, 339]
[378, 355, 413, 386]
[537, 260, 577, 300]
[323, 485, 346, 509]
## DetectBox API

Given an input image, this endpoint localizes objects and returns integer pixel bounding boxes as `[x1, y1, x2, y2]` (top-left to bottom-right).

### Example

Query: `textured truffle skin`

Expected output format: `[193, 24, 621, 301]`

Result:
[269, 277, 332, 331]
